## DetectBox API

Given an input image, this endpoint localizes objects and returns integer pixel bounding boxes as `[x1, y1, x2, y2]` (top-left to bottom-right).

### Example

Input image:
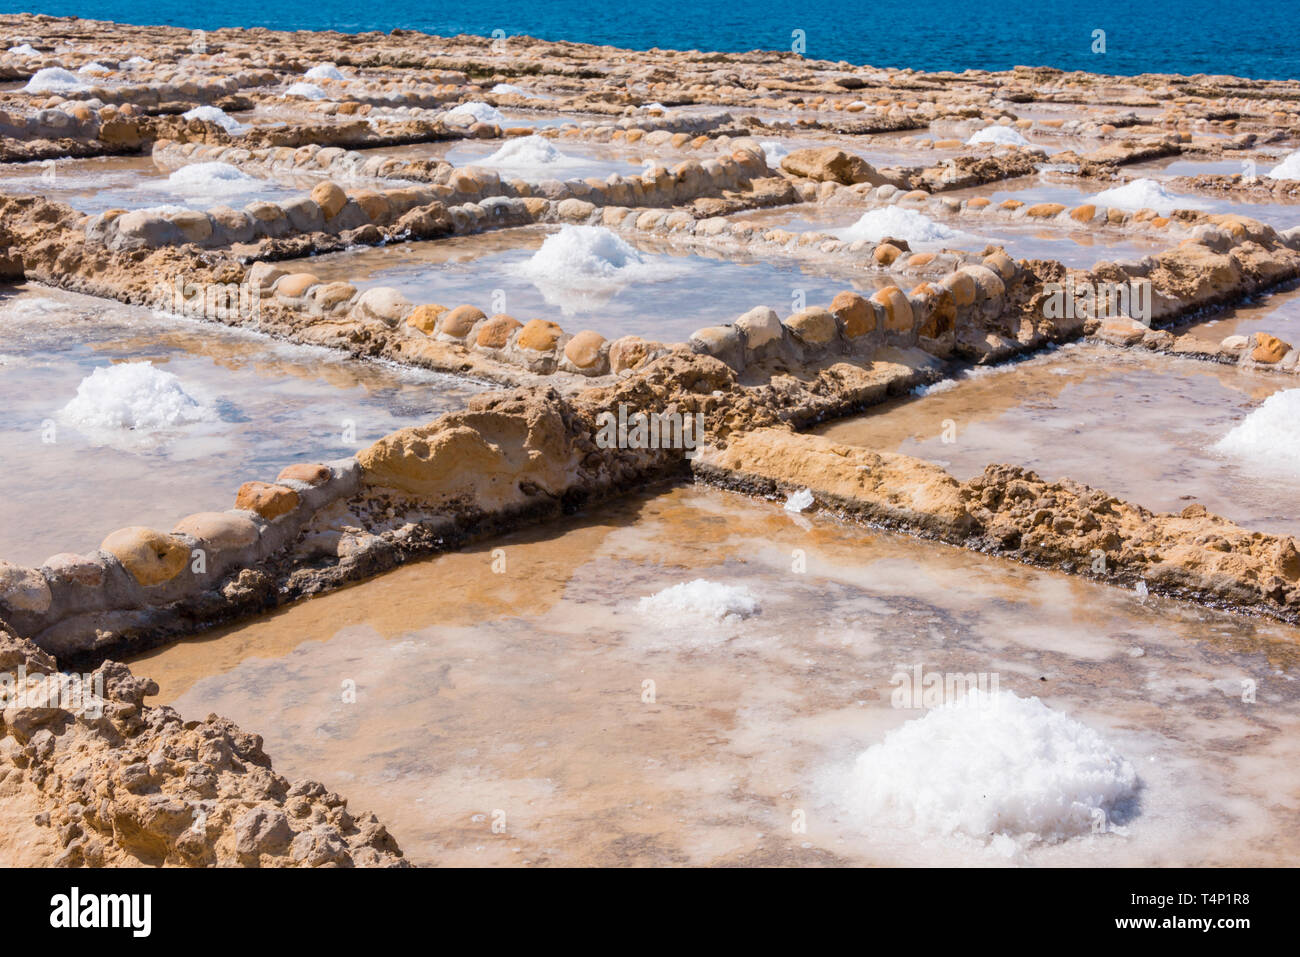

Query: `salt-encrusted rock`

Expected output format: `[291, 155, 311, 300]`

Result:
[0, 560, 52, 613]
[735, 305, 784, 351]
[245, 200, 290, 237]
[169, 210, 214, 244]
[352, 286, 413, 326]
[941, 270, 977, 306]
[312, 281, 358, 312]
[172, 512, 260, 550]
[234, 482, 301, 521]
[609, 336, 658, 373]
[100, 527, 190, 587]
[281, 196, 324, 233]
[41, 553, 106, 588]
[689, 325, 745, 369]
[112, 209, 182, 248]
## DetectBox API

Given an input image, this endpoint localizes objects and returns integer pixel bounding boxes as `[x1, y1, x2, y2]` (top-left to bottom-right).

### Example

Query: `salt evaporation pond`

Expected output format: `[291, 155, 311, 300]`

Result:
[1173, 277, 1300, 343]
[133, 483, 1300, 866]
[815, 342, 1300, 537]
[292, 224, 888, 341]
[729, 203, 1170, 268]
[0, 156, 310, 215]
[0, 285, 484, 566]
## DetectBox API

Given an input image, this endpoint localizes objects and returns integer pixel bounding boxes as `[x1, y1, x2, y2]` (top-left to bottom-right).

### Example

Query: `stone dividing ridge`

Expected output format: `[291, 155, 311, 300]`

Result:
[2, 13, 1300, 866]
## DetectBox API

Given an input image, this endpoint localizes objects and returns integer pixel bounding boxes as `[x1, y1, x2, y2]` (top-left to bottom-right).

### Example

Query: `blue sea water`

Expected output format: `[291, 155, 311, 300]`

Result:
[4, 0, 1297, 81]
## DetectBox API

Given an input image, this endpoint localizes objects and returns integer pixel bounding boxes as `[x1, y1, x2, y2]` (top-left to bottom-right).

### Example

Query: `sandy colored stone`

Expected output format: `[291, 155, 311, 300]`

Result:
[871, 286, 914, 333]
[1251, 332, 1291, 363]
[100, 527, 190, 587]
[235, 482, 301, 521]
[276, 273, 320, 298]
[785, 307, 838, 345]
[830, 291, 875, 339]
[517, 318, 564, 352]
[172, 512, 260, 550]
[563, 329, 607, 368]
[406, 303, 447, 335]
[440, 305, 485, 338]
[873, 243, 903, 265]
[310, 181, 348, 219]
[277, 463, 333, 486]
[476, 314, 523, 349]
[1025, 202, 1066, 218]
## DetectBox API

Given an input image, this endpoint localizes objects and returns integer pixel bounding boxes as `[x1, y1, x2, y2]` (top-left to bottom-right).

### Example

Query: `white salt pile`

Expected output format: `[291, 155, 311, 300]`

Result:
[1266, 151, 1300, 181]
[784, 488, 814, 512]
[124, 56, 152, 69]
[1212, 389, 1300, 478]
[284, 81, 329, 100]
[23, 67, 88, 94]
[1089, 177, 1197, 215]
[181, 105, 248, 135]
[149, 162, 264, 202]
[834, 206, 963, 244]
[476, 134, 565, 170]
[966, 125, 1030, 147]
[445, 101, 505, 125]
[637, 580, 762, 622]
[760, 140, 788, 169]
[491, 83, 527, 95]
[518, 225, 655, 282]
[77, 61, 111, 75]
[304, 63, 345, 81]
[59, 362, 216, 433]
[843, 689, 1138, 846]
[8, 43, 40, 57]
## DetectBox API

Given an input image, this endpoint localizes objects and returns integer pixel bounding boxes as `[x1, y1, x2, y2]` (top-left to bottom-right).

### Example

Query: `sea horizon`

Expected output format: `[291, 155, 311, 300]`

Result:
[7, 0, 1298, 82]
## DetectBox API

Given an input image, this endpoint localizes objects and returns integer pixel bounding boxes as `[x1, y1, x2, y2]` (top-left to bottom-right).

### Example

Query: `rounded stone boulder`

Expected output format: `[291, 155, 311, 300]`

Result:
[959, 265, 1006, 301]
[277, 463, 334, 486]
[517, 319, 564, 352]
[829, 291, 875, 340]
[1251, 332, 1291, 363]
[439, 304, 485, 339]
[735, 305, 784, 351]
[100, 527, 190, 587]
[870, 286, 915, 333]
[784, 307, 839, 346]
[0, 560, 52, 613]
[940, 270, 977, 307]
[562, 330, 609, 374]
[475, 313, 523, 350]
[310, 181, 348, 219]
[172, 511, 260, 550]
[234, 482, 301, 521]
[276, 272, 320, 299]
[406, 303, 448, 336]
[352, 286, 413, 326]
[688, 325, 745, 369]
[609, 336, 658, 374]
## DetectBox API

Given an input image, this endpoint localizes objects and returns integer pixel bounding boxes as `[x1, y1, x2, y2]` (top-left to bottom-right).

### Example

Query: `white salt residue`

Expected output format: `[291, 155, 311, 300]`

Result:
[912, 377, 959, 397]
[966, 125, 1030, 147]
[515, 227, 685, 312]
[784, 488, 814, 512]
[284, 81, 329, 100]
[77, 61, 111, 75]
[491, 83, 527, 95]
[834, 206, 963, 245]
[760, 140, 788, 169]
[147, 162, 265, 205]
[476, 134, 565, 170]
[1212, 389, 1300, 478]
[445, 101, 505, 125]
[1089, 177, 1199, 215]
[59, 361, 216, 433]
[181, 105, 248, 135]
[23, 67, 88, 93]
[304, 63, 345, 81]
[1266, 151, 1300, 181]
[637, 579, 761, 623]
[8, 43, 39, 57]
[124, 56, 152, 69]
[841, 689, 1138, 846]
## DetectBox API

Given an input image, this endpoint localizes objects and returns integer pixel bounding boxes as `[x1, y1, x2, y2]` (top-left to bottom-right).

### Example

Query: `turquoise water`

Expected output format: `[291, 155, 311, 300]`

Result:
[15, 0, 1300, 80]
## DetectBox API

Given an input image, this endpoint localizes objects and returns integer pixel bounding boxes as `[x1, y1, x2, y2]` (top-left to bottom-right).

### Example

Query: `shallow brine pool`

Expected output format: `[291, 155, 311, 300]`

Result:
[0, 285, 484, 566]
[291, 224, 893, 342]
[815, 342, 1300, 537]
[133, 483, 1300, 867]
